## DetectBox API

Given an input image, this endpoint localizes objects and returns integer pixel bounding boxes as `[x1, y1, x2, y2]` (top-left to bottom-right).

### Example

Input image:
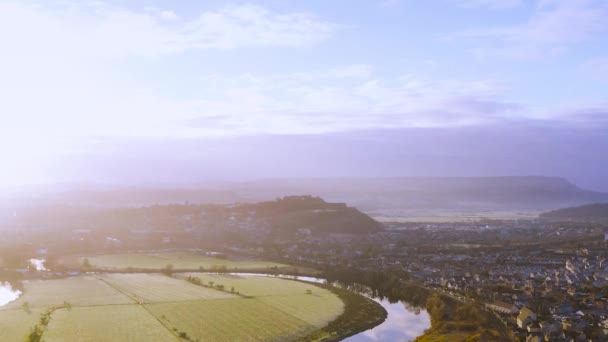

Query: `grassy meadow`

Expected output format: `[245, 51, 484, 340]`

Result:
[371, 210, 540, 223]
[148, 298, 314, 341]
[60, 252, 288, 271]
[44, 305, 179, 342]
[98, 273, 236, 303]
[182, 273, 344, 326]
[0, 272, 344, 341]
[3, 276, 134, 309]
[0, 309, 43, 341]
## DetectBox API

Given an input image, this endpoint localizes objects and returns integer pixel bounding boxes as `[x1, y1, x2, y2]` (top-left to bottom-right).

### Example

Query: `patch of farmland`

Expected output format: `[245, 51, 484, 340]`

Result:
[85, 253, 169, 269]
[147, 298, 316, 341]
[0, 308, 42, 341]
[99, 273, 237, 303]
[43, 305, 179, 341]
[183, 273, 324, 297]
[2, 276, 133, 309]
[182, 274, 344, 327]
[71, 252, 287, 270]
[259, 293, 344, 327]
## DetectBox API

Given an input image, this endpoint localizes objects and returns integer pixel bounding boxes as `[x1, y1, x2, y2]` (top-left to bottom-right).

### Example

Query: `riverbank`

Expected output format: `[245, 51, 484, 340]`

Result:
[310, 266, 512, 341]
[297, 282, 388, 341]
[414, 293, 513, 342]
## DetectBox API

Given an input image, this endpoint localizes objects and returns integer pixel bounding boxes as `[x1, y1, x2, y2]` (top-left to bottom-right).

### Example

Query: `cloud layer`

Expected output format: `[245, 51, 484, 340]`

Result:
[452, 0, 608, 59]
[50, 120, 608, 191]
[0, 2, 335, 58]
[0, 0, 606, 186]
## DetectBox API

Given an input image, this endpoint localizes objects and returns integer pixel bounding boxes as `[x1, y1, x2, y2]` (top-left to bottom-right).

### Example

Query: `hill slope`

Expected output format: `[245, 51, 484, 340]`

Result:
[540, 203, 608, 220]
[249, 196, 381, 234]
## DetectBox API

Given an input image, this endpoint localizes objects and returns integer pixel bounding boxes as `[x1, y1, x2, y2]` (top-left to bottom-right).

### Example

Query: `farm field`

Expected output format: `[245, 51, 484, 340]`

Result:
[0, 273, 344, 341]
[182, 273, 344, 326]
[147, 298, 314, 341]
[61, 252, 289, 270]
[3, 276, 134, 309]
[99, 273, 236, 303]
[183, 273, 322, 296]
[370, 209, 540, 223]
[44, 305, 179, 342]
[0, 308, 42, 341]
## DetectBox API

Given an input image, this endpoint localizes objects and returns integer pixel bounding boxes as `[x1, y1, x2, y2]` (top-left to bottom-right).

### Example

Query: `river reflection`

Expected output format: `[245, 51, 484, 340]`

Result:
[0, 282, 21, 306]
[345, 299, 430, 342]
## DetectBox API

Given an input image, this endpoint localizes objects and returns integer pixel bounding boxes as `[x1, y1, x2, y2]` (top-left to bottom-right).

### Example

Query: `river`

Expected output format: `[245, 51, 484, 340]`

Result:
[344, 298, 430, 342]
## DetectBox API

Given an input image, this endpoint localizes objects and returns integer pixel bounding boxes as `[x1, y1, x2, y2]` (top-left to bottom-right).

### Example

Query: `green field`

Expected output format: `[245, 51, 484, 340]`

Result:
[0, 273, 344, 341]
[182, 274, 344, 326]
[370, 210, 540, 223]
[99, 273, 236, 303]
[61, 252, 288, 270]
[148, 298, 314, 341]
[3, 276, 134, 309]
[0, 308, 42, 341]
[44, 305, 179, 342]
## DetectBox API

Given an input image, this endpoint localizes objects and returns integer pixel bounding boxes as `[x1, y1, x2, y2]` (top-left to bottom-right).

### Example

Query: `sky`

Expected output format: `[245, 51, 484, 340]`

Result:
[1, 0, 607, 189]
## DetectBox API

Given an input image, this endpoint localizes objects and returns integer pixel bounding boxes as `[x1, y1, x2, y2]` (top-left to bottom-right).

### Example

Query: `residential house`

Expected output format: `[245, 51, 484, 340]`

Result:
[518, 307, 537, 329]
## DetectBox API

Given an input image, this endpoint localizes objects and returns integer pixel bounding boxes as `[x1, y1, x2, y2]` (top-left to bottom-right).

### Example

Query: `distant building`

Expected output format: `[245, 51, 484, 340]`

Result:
[525, 335, 542, 342]
[486, 301, 518, 315]
[550, 303, 574, 316]
[517, 307, 537, 329]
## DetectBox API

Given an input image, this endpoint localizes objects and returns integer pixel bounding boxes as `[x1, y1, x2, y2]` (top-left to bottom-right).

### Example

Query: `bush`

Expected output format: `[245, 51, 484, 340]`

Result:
[162, 264, 174, 276]
[27, 325, 43, 342]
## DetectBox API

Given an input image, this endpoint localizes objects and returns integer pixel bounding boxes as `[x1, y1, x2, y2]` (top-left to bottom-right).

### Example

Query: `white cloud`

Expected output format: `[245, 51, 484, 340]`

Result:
[0, 0, 588, 142]
[183, 68, 519, 135]
[0, 1, 339, 149]
[0, 2, 336, 59]
[181, 5, 336, 49]
[159, 11, 179, 21]
[454, 0, 524, 9]
[450, 0, 608, 59]
[143, 6, 179, 21]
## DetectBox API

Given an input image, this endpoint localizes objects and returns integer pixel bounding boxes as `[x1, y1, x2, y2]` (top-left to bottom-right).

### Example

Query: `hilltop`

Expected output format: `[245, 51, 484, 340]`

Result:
[248, 195, 381, 235]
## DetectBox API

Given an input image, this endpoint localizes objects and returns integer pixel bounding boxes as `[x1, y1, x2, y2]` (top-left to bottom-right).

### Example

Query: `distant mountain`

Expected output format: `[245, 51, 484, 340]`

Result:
[221, 176, 608, 211]
[540, 203, 608, 220]
[4, 176, 607, 213]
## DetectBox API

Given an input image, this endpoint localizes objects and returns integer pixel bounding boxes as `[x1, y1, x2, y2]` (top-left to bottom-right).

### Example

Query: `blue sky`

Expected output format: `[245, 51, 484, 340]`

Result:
[1, 0, 607, 187]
